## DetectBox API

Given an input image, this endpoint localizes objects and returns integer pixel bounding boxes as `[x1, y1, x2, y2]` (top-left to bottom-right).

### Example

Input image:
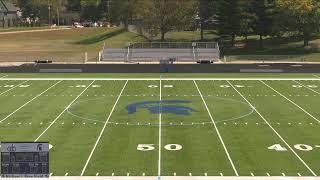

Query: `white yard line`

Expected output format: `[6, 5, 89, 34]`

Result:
[158, 76, 162, 177]
[193, 80, 239, 176]
[80, 80, 128, 176]
[227, 80, 317, 176]
[261, 81, 320, 123]
[312, 74, 320, 78]
[293, 80, 320, 95]
[1, 78, 320, 81]
[0, 81, 61, 123]
[0, 80, 28, 96]
[34, 80, 95, 142]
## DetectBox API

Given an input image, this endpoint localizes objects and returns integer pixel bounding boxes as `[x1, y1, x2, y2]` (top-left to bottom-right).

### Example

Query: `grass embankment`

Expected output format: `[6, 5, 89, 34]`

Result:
[1, 27, 320, 63]
[0, 27, 145, 63]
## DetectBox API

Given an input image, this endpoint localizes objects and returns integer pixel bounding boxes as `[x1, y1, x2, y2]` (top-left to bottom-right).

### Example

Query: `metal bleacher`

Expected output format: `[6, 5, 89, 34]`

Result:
[102, 42, 220, 63]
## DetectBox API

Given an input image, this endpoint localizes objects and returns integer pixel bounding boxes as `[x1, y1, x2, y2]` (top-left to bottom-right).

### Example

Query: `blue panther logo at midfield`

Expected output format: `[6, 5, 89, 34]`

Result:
[126, 100, 197, 116]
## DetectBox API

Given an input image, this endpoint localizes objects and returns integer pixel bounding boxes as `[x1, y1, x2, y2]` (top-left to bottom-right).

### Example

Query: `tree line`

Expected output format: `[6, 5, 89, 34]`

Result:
[7, 0, 320, 46]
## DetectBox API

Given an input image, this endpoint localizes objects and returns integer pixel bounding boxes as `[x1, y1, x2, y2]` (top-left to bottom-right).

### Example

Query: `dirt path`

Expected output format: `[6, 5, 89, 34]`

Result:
[0, 27, 72, 35]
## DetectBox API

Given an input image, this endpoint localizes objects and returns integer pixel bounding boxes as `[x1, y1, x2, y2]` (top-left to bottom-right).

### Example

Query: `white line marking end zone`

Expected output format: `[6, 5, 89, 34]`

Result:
[1, 78, 320, 81]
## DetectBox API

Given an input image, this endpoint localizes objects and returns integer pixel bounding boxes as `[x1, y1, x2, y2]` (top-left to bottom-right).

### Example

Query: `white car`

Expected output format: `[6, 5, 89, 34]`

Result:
[73, 22, 84, 28]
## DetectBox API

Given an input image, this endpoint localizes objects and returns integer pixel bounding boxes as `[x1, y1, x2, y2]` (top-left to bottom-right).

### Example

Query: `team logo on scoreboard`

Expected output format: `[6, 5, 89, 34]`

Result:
[6, 144, 16, 152]
[126, 100, 197, 116]
[37, 144, 43, 151]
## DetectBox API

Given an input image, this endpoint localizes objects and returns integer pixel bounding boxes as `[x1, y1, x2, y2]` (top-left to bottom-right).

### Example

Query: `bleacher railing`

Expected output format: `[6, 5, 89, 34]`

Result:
[129, 42, 219, 49]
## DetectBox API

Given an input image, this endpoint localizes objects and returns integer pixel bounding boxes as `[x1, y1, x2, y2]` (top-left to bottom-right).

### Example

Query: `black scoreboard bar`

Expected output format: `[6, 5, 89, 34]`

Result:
[1, 142, 49, 178]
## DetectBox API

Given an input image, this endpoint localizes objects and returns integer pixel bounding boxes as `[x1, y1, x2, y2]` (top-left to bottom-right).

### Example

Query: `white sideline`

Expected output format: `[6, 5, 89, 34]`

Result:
[0, 80, 28, 96]
[158, 76, 162, 177]
[1, 78, 320, 81]
[0, 81, 62, 123]
[34, 80, 95, 142]
[4, 177, 320, 180]
[80, 80, 128, 176]
[227, 80, 317, 176]
[293, 80, 320, 95]
[193, 80, 239, 176]
[261, 81, 320, 124]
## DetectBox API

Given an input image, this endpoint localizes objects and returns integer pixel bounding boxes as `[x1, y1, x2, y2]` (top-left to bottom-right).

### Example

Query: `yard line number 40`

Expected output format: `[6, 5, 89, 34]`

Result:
[268, 144, 320, 152]
[137, 144, 182, 151]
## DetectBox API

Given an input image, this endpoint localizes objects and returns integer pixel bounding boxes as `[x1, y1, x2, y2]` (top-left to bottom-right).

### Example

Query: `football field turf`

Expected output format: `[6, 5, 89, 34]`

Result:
[0, 73, 320, 177]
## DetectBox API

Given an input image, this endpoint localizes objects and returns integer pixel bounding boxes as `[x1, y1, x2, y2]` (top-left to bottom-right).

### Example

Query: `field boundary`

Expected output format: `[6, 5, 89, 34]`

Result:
[25, 176, 320, 179]
[158, 77, 162, 177]
[1, 78, 320, 81]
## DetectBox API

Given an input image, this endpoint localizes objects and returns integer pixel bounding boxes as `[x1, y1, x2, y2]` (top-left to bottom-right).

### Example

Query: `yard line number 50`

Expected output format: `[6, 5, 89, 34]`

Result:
[137, 144, 182, 151]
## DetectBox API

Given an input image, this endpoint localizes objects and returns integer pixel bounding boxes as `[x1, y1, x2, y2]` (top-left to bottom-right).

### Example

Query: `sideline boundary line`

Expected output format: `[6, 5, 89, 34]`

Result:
[158, 76, 162, 178]
[34, 80, 95, 142]
[80, 80, 128, 176]
[227, 80, 317, 176]
[261, 81, 320, 123]
[0, 80, 28, 96]
[194, 80, 239, 176]
[0, 81, 62, 123]
[1, 78, 320, 81]
[293, 80, 320, 95]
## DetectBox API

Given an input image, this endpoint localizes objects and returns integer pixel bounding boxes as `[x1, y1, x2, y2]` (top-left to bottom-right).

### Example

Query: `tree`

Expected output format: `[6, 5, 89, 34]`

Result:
[276, 0, 320, 47]
[99, 0, 109, 21]
[108, 0, 138, 26]
[198, 0, 217, 40]
[216, 0, 241, 47]
[252, 0, 274, 48]
[137, 0, 198, 41]
[67, 0, 80, 11]
[238, 0, 256, 46]
[80, 0, 101, 21]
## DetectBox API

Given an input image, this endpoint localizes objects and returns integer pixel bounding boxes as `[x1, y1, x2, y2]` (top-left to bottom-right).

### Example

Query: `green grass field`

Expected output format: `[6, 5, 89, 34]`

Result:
[0, 73, 320, 177]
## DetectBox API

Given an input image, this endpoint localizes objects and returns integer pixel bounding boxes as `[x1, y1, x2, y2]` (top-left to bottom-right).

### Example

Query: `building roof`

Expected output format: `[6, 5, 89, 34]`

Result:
[0, 0, 17, 13]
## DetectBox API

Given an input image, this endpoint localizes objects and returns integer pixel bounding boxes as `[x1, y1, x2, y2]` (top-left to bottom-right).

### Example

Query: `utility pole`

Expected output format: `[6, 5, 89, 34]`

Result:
[48, 0, 51, 27]
[57, 7, 59, 26]
[107, 0, 111, 24]
[57, 0, 62, 26]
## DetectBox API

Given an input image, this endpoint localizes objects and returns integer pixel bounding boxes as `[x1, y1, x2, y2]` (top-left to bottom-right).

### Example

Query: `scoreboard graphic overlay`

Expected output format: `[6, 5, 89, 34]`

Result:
[1, 142, 49, 178]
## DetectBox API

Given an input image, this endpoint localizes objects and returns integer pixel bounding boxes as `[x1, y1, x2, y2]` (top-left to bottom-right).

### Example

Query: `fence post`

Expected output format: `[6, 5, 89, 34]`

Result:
[98, 51, 102, 63]
[84, 52, 87, 64]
